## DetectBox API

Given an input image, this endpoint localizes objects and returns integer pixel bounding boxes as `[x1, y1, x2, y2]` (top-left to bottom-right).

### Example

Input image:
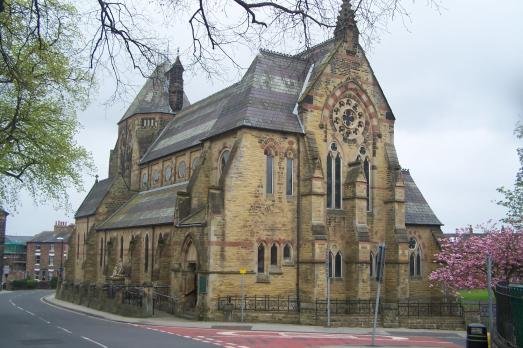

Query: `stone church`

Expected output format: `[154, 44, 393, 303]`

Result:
[63, 1, 444, 320]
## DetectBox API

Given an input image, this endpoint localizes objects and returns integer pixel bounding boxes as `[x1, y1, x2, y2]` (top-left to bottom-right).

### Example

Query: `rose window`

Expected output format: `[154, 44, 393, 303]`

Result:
[332, 97, 366, 144]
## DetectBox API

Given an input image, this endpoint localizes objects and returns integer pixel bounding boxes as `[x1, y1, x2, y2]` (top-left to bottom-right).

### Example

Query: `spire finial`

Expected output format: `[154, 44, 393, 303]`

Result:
[177, 47, 180, 56]
[95, 174, 99, 183]
[334, 0, 359, 50]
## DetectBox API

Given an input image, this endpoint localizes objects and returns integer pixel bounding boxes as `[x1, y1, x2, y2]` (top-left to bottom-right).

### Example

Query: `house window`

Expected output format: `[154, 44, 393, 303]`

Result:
[50, 244, 55, 252]
[270, 244, 278, 266]
[49, 255, 54, 266]
[144, 234, 149, 272]
[36, 244, 41, 251]
[257, 244, 265, 273]
[286, 158, 293, 196]
[219, 149, 230, 175]
[327, 147, 342, 209]
[35, 255, 40, 265]
[283, 244, 292, 262]
[364, 158, 371, 211]
[266, 154, 273, 194]
[120, 236, 124, 259]
[408, 238, 422, 277]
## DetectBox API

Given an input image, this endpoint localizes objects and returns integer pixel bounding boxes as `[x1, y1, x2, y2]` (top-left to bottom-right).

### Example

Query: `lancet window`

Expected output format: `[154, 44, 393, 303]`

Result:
[327, 143, 342, 209]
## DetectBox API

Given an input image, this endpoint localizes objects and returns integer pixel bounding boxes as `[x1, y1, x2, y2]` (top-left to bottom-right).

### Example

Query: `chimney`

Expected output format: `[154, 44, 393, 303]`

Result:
[167, 56, 184, 113]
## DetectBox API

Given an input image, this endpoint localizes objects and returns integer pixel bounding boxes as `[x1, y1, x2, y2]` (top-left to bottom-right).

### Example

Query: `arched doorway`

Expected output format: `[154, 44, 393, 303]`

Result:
[182, 239, 198, 308]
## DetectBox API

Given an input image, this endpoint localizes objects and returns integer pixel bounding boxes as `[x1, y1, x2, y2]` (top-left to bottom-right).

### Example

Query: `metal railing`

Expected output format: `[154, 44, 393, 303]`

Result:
[398, 301, 463, 317]
[122, 287, 143, 307]
[153, 291, 177, 315]
[495, 283, 523, 347]
[218, 295, 299, 312]
[315, 299, 378, 316]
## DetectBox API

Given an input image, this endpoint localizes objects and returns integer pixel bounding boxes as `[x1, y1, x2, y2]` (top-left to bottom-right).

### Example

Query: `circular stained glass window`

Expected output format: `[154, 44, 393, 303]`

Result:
[142, 173, 148, 187]
[330, 142, 338, 152]
[164, 165, 172, 181]
[331, 97, 367, 144]
[178, 161, 186, 178]
[152, 170, 160, 184]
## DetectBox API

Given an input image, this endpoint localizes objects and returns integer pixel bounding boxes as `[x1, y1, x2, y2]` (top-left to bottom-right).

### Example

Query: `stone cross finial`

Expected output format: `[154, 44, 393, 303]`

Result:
[95, 174, 99, 183]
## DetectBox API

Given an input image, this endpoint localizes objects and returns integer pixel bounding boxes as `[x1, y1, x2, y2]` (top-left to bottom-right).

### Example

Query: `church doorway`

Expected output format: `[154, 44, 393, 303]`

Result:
[183, 239, 198, 308]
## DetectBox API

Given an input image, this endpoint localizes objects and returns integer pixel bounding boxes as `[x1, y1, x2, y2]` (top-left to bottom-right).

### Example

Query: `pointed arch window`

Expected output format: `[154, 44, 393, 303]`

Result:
[286, 158, 293, 196]
[266, 153, 274, 194]
[270, 244, 278, 266]
[219, 149, 230, 175]
[120, 236, 124, 259]
[283, 244, 292, 262]
[369, 252, 374, 277]
[77, 232, 80, 260]
[364, 158, 371, 211]
[408, 238, 422, 278]
[335, 252, 342, 278]
[327, 145, 342, 209]
[144, 234, 149, 273]
[257, 244, 265, 273]
[99, 238, 104, 268]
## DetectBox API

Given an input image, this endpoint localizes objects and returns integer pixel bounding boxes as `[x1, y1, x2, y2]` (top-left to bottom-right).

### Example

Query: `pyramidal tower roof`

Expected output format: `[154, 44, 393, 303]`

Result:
[119, 61, 190, 124]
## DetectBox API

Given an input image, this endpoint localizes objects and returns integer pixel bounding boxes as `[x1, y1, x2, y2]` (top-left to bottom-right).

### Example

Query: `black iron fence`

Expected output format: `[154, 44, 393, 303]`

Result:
[398, 301, 463, 317]
[152, 291, 178, 315]
[315, 299, 378, 316]
[495, 283, 523, 347]
[218, 295, 299, 312]
[122, 287, 143, 307]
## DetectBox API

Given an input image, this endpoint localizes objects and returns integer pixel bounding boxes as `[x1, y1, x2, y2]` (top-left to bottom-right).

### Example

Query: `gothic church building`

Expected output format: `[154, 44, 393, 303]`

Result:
[63, 1, 444, 320]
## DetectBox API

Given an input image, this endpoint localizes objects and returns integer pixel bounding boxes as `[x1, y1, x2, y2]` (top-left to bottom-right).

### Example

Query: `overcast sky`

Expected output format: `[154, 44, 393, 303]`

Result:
[5, 0, 522, 236]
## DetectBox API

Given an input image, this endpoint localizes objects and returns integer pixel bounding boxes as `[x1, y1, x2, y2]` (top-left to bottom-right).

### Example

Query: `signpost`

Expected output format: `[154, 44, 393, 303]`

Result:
[372, 243, 386, 346]
[240, 268, 246, 322]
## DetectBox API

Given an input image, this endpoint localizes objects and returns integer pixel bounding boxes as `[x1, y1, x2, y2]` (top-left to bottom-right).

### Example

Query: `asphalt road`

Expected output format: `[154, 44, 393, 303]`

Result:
[0, 290, 213, 348]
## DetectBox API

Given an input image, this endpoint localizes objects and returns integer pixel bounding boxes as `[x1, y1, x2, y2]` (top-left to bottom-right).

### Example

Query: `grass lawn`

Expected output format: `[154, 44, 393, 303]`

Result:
[457, 289, 490, 301]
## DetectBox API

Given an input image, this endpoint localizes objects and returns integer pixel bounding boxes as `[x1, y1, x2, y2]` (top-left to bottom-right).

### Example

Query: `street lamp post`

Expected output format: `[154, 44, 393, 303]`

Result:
[57, 237, 64, 281]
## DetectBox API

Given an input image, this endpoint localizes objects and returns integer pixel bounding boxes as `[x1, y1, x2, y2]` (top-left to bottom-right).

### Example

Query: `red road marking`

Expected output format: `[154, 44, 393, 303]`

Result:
[137, 325, 462, 348]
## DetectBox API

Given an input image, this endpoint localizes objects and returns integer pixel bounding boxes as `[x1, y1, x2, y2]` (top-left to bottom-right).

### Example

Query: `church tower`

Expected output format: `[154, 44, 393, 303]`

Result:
[167, 56, 184, 113]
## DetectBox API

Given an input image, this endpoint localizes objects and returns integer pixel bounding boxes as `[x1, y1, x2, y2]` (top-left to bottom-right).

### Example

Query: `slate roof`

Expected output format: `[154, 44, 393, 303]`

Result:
[30, 230, 71, 243]
[97, 182, 187, 230]
[140, 50, 314, 164]
[75, 178, 114, 218]
[5, 235, 33, 245]
[403, 170, 442, 226]
[119, 61, 190, 124]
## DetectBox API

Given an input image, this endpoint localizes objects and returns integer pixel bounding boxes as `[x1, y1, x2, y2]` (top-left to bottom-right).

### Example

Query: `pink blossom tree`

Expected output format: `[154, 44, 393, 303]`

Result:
[429, 223, 523, 291]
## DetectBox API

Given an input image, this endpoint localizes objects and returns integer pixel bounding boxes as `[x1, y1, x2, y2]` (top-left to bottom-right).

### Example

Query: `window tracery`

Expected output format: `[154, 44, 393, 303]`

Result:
[408, 237, 422, 277]
[219, 149, 230, 175]
[331, 96, 367, 145]
[327, 143, 342, 209]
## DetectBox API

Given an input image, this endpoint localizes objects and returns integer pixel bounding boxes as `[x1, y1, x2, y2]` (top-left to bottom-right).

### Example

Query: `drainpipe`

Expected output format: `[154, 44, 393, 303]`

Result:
[296, 136, 301, 311]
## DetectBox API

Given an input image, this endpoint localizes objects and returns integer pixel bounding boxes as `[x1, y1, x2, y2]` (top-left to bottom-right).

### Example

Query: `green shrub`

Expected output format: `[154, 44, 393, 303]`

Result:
[49, 277, 58, 289]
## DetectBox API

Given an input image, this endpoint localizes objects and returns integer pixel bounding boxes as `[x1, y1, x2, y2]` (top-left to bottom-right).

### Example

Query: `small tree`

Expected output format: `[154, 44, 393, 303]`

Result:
[429, 224, 523, 291]
[497, 124, 523, 228]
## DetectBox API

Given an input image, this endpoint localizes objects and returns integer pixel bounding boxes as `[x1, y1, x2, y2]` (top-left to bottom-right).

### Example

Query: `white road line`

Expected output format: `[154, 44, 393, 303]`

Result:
[38, 317, 51, 324]
[81, 336, 108, 348]
[25, 310, 35, 316]
[57, 326, 72, 334]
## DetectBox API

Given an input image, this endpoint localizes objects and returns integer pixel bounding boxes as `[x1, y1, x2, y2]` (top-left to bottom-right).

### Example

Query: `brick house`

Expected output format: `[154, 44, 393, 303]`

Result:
[63, 0, 445, 320]
[26, 222, 72, 281]
[4, 235, 32, 281]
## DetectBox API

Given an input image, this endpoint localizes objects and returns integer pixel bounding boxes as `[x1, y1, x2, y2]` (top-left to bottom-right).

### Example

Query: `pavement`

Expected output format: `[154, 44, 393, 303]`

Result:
[43, 292, 467, 347]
